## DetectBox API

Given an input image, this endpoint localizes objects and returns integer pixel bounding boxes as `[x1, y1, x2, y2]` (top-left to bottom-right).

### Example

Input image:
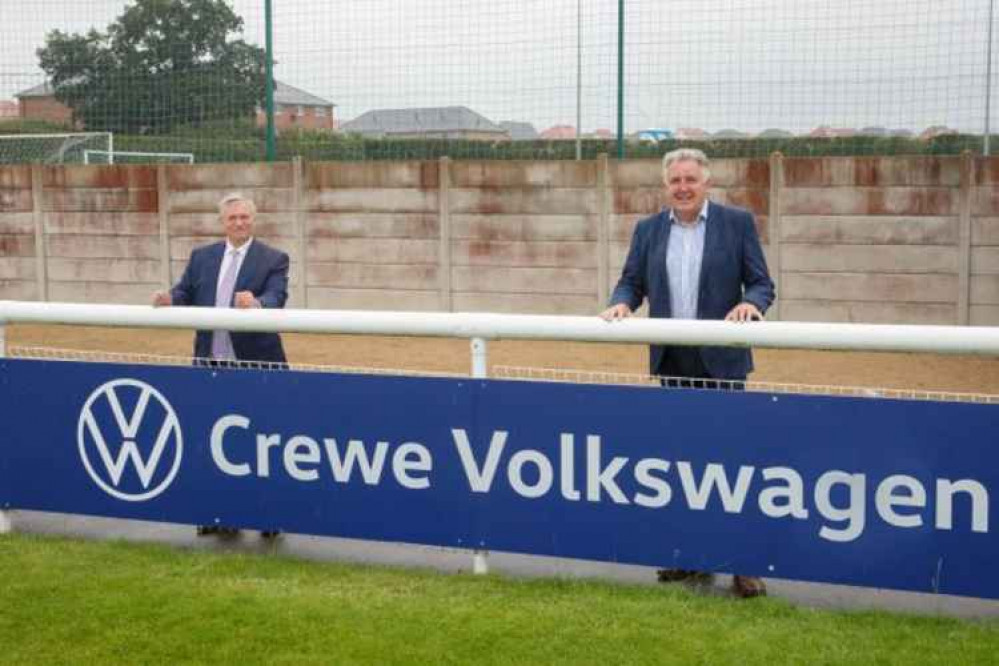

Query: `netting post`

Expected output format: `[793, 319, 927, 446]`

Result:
[470, 336, 489, 575]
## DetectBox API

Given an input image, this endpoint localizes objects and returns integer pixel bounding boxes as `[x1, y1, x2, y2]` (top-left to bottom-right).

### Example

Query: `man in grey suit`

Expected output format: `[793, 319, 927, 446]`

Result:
[600, 148, 775, 597]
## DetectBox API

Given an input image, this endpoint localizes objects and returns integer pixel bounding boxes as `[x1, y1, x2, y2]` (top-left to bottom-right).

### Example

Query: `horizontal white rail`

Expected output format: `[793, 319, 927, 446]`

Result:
[2, 300, 999, 356]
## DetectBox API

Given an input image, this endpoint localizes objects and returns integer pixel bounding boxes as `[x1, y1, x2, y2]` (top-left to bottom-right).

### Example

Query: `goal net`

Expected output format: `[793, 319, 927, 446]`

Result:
[0, 132, 112, 165]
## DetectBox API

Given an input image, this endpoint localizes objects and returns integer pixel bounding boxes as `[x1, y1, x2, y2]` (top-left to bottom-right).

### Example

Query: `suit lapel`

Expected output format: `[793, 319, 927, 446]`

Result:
[698, 202, 720, 302]
[234, 240, 259, 292]
[650, 211, 671, 316]
[206, 242, 225, 299]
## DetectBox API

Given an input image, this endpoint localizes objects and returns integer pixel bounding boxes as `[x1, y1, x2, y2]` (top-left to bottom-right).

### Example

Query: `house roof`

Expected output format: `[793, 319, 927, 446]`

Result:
[539, 124, 576, 139]
[18, 79, 334, 107]
[274, 81, 334, 108]
[499, 121, 538, 141]
[16, 82, 55, 98]
[342, 106, 505, 135]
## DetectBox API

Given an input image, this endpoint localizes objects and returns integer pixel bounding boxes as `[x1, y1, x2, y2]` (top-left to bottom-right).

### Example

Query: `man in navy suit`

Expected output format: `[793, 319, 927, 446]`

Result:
[153, 192, 288, 539]
[600, 148, 775, 597]
[153, 192, 288, 365]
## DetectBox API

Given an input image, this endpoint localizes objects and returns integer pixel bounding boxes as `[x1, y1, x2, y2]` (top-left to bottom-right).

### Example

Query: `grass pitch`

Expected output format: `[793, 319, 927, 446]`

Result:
[0, 533, 996, 665]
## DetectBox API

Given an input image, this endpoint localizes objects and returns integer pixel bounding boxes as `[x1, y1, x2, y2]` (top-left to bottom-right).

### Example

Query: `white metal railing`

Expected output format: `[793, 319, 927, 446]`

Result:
[2, 301, 999, 357]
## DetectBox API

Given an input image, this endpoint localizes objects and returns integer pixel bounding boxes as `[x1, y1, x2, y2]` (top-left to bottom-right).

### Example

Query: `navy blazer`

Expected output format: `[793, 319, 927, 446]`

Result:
[170, 239, 289, 363]
[609, 201, 775, 380]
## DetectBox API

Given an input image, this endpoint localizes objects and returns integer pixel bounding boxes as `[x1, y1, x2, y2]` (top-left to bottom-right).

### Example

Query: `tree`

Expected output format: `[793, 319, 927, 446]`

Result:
[37, 0, 266, 134]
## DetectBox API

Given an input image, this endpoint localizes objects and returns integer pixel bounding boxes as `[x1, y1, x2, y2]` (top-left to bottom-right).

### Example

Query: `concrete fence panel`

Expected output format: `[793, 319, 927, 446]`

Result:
[0, 156, 996, 326]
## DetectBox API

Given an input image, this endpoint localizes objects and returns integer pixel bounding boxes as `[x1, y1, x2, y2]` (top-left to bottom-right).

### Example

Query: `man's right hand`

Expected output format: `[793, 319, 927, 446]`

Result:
[599, 303, 632, 321]
[152, 291, 172, 307]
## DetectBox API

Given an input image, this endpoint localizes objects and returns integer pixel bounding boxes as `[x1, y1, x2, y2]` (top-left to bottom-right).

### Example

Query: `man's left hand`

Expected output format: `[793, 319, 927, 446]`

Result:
[725, 302, 763, 322]
[234, 291, 260, 309]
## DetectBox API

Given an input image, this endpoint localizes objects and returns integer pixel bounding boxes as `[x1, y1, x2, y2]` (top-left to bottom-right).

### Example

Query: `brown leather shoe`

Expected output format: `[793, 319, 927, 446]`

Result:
[657, 568, 714, 584]
[732, 575, 767, 598]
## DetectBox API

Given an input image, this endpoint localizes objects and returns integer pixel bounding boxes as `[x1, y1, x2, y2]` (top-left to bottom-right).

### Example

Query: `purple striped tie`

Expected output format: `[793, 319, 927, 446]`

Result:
[211, 250, 239, 360]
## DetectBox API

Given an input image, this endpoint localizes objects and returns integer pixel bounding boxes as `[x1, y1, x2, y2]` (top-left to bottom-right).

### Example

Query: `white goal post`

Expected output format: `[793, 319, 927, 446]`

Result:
[0, 132, 113, 164]
[83, 149, 195, 165]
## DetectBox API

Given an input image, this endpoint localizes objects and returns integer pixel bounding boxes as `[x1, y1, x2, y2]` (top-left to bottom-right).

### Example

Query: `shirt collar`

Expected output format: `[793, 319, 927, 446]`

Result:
[668, 200, 710, 228]
[225, 237, 254, 255]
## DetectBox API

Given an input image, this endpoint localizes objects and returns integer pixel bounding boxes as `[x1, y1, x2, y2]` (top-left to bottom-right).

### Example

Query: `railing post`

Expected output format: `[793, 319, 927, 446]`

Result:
[470, 336, 487, 380]
[470, 335, 489, 574]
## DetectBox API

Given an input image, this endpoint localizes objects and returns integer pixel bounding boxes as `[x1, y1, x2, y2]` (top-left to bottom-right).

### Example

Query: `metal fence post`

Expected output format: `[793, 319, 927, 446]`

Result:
[470, 336, 489, 574]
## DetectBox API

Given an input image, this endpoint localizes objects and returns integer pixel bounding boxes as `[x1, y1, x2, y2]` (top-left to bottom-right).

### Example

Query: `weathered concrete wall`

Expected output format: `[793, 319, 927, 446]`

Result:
[0, 155, 995, 326]
[778, 156, 965, 325]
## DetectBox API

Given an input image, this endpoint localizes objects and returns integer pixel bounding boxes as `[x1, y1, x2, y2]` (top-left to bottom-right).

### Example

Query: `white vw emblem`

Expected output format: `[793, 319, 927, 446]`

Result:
[77, 378, 183, 502]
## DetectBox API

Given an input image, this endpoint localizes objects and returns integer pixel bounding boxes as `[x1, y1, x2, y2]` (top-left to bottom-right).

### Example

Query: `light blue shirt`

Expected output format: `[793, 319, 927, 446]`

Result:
[666, 201, 708, 319]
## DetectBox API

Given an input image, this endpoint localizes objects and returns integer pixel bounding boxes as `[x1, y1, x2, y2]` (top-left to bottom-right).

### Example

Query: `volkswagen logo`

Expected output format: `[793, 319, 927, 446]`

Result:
[77, 378, 183, 502]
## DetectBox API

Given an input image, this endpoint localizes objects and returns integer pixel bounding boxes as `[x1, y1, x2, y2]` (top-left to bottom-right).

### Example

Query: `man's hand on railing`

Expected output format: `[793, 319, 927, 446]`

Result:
[599, 303, 632, 322]
[725, 302, 763, 323]
[152, 291, 172, 308]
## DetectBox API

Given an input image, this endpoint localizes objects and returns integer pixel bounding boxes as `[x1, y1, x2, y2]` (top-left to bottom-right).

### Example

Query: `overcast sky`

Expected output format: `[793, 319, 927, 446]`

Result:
[1, 0, 995, 134]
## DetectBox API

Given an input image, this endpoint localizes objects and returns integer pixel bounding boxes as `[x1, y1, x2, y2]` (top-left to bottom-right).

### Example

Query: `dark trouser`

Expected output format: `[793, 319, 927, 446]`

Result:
[657, 349, 745, 391]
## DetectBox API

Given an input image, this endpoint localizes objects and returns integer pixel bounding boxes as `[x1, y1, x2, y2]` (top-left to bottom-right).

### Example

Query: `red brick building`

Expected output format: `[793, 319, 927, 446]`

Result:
[15, 82, 75, 126]
[257, 81, 337, 132]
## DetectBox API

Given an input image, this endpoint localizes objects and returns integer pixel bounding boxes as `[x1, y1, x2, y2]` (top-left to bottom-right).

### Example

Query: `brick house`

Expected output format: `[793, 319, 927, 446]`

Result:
[257, 81, 337, 132]
[15, 82, 75, 126]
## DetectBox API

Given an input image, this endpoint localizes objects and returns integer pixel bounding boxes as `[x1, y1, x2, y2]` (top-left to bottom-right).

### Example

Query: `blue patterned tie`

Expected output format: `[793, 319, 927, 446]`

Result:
[211, 249, 239, 360]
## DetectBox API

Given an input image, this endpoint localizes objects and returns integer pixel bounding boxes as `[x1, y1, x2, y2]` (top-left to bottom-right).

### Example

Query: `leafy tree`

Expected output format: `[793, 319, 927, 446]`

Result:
[37, 0, 266, 134]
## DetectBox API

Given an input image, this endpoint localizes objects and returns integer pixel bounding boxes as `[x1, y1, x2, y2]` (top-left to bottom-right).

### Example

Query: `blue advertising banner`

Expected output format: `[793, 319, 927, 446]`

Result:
[0, 358, 995, 598]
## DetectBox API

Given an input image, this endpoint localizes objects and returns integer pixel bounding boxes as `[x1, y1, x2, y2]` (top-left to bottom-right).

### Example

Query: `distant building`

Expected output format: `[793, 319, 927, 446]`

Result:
[675, 127, 707, 140]
[540, 124, 577, 140]
[258, 81, 337, 132]
[590, 128, 614, 139]
[16, 80, 336, 132]
[920, 125, 957, 140]
[500, 121, 538, 141]
[809, 126, 856, 138]
[712, 128, 749, 139]
[342, 106, 507, 140]
[15, 82, 74, 126]
[0, 100, 19, 122]
[757, 128, 794, 139]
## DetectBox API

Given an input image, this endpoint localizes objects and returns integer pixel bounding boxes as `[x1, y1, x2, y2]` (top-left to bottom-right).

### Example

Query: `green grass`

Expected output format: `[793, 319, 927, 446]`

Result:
[0, 533, 996, 665]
